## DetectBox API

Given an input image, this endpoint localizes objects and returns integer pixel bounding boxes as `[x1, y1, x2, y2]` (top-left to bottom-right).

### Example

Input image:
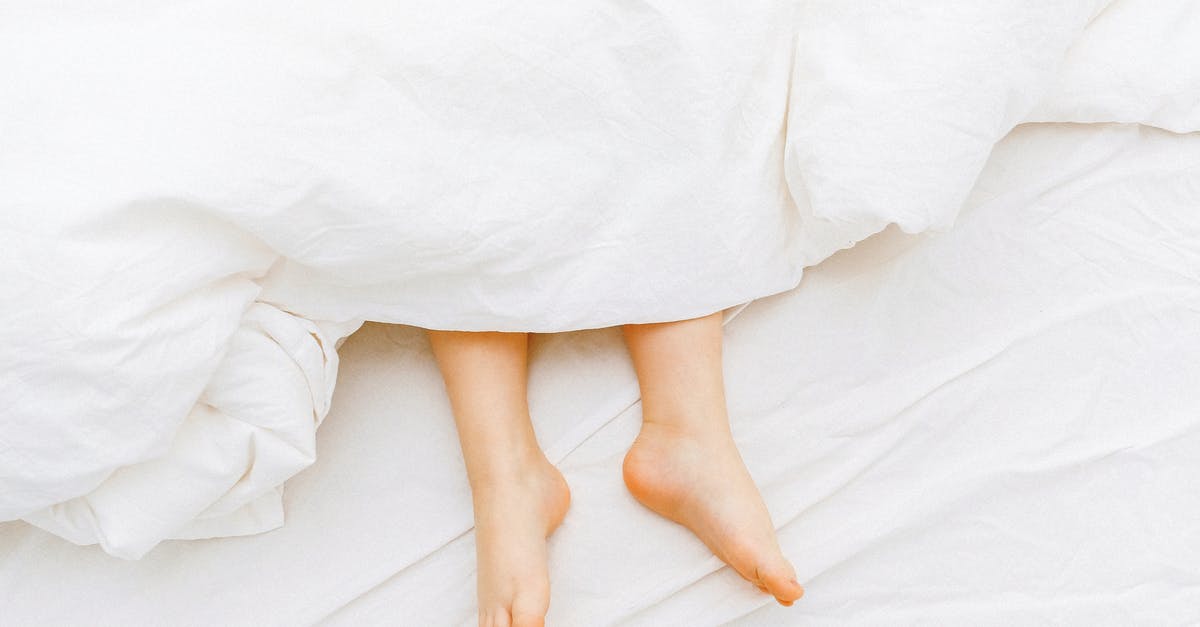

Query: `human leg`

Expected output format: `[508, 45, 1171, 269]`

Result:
[427, 330, 571, 627]
[620, 312, 804, 606]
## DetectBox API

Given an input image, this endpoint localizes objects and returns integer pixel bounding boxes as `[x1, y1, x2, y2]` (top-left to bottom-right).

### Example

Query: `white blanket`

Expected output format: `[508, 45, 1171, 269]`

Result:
[1, 0, 1197, 561]
[2, 121, 1196, 625]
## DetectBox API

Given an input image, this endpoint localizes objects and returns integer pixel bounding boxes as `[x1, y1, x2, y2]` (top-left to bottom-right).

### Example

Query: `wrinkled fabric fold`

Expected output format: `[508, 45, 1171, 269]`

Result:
[1, 0, 1197, 558]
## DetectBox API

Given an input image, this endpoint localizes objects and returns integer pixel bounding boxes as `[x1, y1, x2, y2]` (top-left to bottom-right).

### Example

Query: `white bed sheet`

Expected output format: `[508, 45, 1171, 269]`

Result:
[2, 122, 1197, 626]
[9, 0, 1199, 561]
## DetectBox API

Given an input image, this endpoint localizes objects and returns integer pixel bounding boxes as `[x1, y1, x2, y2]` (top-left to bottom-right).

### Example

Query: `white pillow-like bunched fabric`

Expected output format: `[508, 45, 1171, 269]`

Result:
[4, 0, 1194, 559]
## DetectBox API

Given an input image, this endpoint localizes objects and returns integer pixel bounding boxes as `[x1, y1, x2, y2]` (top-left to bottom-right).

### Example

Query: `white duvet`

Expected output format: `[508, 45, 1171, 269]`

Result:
[1, 0, 1197, 560]
[4, 120, 1197, 626]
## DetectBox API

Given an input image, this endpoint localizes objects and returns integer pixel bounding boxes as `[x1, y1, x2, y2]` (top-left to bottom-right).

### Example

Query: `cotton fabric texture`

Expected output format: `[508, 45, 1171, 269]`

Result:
[1, 0, 1197, 559]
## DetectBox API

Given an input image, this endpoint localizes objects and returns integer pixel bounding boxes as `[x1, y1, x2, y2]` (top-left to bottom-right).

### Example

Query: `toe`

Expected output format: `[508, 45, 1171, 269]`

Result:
[759, 561, 804, 604]
[510, 592, 549, 627]
[510, 614, 545, 627]
[487, 607, 512, 627]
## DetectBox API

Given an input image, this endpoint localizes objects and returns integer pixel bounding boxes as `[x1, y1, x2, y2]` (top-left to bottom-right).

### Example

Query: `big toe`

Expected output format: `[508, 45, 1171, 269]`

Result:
[758, 559, 804, 606]
[481, 608, 511, 627]
[510, 612, 545, 627]
[510, 591, 548, 627]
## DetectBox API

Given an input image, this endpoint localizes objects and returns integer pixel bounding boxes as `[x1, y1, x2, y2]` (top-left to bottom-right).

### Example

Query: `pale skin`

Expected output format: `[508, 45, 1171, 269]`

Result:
[427, 310, 803, 627]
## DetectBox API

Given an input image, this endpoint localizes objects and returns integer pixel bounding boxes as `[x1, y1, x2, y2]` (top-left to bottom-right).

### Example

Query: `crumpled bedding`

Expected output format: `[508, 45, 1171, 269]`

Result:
[1, 121, 1196, 626]
[1, 0, 1197, 561]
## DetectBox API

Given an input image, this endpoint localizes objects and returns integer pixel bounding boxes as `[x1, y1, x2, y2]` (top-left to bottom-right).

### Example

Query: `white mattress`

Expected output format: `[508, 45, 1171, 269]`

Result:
[2, 122, 1198, 625]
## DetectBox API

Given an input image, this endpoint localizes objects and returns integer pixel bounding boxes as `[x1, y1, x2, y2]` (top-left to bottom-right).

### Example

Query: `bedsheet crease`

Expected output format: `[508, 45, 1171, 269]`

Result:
[1, 0, 1198, 561]
[1, 122, 1196, 625]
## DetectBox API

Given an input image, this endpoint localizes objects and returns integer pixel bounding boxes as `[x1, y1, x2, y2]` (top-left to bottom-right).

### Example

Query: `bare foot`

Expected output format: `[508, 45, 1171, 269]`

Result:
[471, 455, 571, 627]
[623, 421, 804, 606]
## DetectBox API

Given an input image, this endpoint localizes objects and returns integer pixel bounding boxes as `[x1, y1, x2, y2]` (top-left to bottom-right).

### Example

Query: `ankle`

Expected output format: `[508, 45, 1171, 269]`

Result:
[469, 449, 554, 490]
[639, 411, 733, 442]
